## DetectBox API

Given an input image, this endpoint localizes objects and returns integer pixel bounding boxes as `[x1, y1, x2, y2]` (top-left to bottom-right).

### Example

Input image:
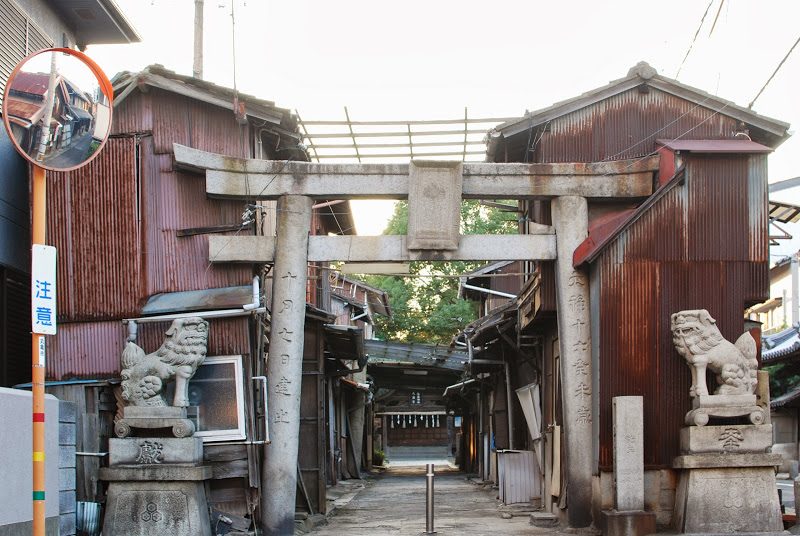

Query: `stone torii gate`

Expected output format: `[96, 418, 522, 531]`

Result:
[174, 144, 658, 533]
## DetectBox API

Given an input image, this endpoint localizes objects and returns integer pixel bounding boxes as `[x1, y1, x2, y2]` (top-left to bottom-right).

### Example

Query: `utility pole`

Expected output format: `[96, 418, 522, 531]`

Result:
[193, 0, 204, 79]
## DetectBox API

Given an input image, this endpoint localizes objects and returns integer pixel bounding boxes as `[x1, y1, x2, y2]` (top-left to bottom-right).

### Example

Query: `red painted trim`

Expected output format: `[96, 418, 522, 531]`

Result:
[657, 147, 676, 187]
[32, 413, 45, 422]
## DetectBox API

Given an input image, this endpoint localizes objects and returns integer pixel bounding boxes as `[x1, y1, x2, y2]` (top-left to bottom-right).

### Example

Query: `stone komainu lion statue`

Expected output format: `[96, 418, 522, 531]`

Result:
[671, 309, 758, 397]
[120, 317, 209, 407]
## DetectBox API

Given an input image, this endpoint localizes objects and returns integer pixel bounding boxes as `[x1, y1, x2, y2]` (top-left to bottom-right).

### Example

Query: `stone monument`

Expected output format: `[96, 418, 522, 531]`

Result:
[600, 396, 656, 536]
[101, 317, 213, 536]
[670, 310, 782, 534]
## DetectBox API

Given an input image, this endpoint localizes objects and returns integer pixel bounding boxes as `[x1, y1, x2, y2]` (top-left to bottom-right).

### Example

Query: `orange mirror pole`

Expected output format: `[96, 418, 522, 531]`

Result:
[31, 164, 47, 536]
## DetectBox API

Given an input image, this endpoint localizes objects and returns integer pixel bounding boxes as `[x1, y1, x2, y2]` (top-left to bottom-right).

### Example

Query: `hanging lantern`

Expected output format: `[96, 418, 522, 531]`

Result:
[391, 416, 395, 429]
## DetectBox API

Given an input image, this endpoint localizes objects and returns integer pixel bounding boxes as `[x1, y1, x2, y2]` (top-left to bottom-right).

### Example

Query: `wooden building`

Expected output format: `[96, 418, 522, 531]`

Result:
[39, 65, 384, 529]
[450, 62, 791, 526]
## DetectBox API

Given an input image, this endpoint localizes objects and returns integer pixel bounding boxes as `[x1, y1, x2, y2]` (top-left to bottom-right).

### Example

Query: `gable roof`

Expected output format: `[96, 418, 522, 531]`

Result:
[487, 61, 791, 159]
[111, 64, 298, 135]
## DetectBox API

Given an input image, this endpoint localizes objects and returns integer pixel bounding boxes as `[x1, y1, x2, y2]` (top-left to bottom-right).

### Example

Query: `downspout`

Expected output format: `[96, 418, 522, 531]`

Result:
[243, 275, 260, 310]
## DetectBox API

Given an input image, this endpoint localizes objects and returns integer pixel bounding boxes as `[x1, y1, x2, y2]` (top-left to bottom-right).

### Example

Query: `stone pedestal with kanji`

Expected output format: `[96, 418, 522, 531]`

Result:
[100, 410, 212, 536]
[672, 423, 782, 533]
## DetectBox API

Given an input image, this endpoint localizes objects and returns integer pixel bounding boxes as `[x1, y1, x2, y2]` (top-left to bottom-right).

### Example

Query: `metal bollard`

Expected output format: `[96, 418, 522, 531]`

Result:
[424, 463, 436, 534]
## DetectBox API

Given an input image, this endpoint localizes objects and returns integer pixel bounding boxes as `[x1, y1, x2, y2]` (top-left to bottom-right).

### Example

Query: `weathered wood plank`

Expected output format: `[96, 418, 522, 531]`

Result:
[174, 143, 657, 200]
[210, 459, 250, 479]
[204, 444, 248, 462]
[209, 234, 557, 263]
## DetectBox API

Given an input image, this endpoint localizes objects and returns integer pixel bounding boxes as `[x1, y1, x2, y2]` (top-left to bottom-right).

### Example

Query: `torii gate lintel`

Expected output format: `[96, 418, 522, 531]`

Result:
[174, 143, 658, 530]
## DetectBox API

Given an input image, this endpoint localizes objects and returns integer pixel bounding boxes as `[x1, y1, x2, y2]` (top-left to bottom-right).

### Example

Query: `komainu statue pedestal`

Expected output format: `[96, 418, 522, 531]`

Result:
[670, 310, 782, 534]
[673, 423, 782, 534]
[100, 407, 212, 536]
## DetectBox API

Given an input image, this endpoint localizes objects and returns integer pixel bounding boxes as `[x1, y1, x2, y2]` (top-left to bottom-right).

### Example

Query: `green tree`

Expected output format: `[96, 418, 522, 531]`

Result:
[365, 200, 516, 344]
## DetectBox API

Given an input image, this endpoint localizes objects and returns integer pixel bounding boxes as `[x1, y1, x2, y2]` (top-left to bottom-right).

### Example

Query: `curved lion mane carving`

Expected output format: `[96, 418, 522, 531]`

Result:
[671, 309, 758, 398]
[120, 317, 209, 407]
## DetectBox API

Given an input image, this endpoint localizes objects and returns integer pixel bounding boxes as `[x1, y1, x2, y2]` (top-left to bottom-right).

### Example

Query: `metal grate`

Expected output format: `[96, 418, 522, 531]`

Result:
[297, 107, 518, 163]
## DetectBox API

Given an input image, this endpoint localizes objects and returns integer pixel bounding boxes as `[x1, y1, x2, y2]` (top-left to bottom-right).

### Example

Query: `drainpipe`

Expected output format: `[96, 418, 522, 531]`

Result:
[127, 320, 138, 343]
[243, 276, 260, 310]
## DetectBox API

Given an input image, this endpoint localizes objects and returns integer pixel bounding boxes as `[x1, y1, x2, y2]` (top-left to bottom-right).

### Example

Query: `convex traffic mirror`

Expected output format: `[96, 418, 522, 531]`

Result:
[2, 47, 113, 171]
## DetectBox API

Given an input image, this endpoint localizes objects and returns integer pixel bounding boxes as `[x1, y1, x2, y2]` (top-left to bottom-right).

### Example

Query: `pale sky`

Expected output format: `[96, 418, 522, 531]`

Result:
[86, 0, 800, 236]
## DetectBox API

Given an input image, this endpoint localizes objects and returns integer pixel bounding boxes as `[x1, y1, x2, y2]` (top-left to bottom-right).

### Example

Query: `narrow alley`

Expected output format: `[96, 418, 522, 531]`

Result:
[308, 467, 556, 536]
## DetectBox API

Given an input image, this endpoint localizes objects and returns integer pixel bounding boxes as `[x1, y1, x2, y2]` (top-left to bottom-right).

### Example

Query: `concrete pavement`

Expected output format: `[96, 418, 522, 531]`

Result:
[306, 467, 579, 536]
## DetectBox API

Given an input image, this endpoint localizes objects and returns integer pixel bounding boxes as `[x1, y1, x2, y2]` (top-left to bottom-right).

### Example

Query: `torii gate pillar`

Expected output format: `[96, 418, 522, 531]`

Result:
[262, 195, 313, 535]
[552, 196, 593, 527]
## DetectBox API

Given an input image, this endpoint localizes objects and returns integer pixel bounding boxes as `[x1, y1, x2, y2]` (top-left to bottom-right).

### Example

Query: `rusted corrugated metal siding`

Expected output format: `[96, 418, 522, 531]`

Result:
[534, 88, 741, 163]
[46, 86, 261, 379]
[110, 91, 154, 135]
[48, 136, 142, 321]
[47, 321, 127, 379]
[596, 153, 769, 470]
[47, 317, 250, 380]
[150, 88, 252, 156]
[140, 135, 253, 296]
[137, 317, 250, 358]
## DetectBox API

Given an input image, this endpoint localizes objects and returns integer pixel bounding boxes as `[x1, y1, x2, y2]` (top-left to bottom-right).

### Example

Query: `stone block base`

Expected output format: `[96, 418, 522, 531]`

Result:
[680, 424, 772, 454]
[102, 480, 212, 536]
[673, 466, 782, 533]
[599, 510, 656, 536]
[109, 437, 204, 465]
[529, 512, 559, 528]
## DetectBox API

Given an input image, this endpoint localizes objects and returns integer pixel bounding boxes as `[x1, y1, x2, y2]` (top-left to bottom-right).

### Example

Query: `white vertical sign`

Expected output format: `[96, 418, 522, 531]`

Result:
[31, 245, 57, 335]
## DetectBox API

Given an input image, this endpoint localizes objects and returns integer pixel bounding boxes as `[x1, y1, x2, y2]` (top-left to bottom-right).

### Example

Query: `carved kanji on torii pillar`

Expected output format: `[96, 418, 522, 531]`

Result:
[173, 143, 658, 531]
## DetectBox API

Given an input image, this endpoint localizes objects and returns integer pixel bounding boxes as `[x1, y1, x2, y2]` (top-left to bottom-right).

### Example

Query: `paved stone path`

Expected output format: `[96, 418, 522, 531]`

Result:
[308, 467, 551, 535]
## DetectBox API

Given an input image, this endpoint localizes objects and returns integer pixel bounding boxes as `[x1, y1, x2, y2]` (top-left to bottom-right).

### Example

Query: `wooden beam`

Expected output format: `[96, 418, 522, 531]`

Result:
[208, 234, 557, 263]
[174, 144, 657, 200]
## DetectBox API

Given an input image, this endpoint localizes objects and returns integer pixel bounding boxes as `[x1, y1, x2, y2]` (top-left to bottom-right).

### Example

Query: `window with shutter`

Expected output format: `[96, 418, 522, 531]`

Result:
[0, 0, 54, 107]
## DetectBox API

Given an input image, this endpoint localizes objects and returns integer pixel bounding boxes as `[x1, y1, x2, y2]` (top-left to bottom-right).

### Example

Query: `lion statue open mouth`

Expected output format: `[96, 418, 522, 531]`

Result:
[120, 317, 210, 407]
[671, 309, 757, 398]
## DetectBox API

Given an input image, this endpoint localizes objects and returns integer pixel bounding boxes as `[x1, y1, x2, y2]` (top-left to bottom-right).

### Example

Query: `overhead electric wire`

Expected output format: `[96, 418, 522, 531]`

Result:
[708, 0, 725, 37]
[748, 34, 800, 109]
[675, 0, 715, 79]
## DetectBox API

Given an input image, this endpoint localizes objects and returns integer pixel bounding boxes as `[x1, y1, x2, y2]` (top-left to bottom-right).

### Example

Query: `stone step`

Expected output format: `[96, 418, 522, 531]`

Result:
[529, 511, 559, 527]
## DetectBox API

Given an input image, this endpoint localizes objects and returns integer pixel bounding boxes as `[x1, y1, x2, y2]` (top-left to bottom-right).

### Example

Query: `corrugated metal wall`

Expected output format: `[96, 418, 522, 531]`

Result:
[48, 321, 126, 379]
[595, 153, 769, 469]
[48, 317, 250, 380]
[533, 88, 741, 163]
[500, 87, 771, 470]
[109, 91, 153, 135]
[149, 89, 252, 156]
[48, 137, 142, 320]
[46, 88, 258, 379]
[139, 134, 252, 297]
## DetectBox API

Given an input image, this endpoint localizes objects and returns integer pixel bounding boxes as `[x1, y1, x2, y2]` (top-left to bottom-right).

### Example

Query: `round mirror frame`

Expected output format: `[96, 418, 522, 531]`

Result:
[2, 47, 114, 172]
